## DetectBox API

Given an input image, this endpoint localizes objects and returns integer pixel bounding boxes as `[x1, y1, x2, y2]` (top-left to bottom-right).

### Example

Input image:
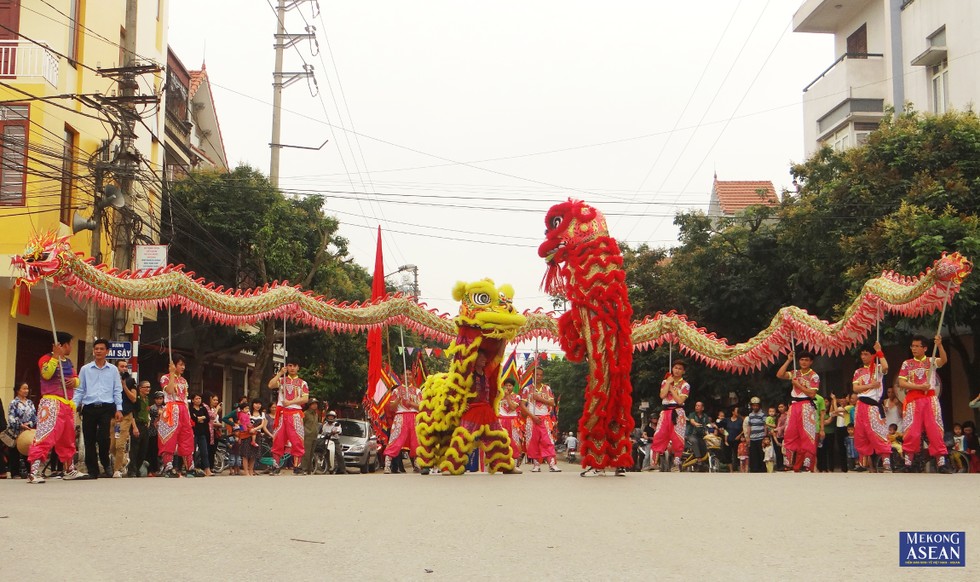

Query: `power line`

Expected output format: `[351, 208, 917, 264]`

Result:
[624, 0, 775, 242]
[611, 1, 742, 235]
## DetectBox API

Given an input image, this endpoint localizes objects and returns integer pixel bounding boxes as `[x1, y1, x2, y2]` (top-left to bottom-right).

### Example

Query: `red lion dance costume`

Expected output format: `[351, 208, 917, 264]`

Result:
[539, 199, 635, 474]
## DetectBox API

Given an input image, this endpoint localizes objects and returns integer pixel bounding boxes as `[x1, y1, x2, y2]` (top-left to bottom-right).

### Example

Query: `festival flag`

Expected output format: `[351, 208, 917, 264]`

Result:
[411, 350, 429, 388]
[363, 227, 388, 443]
[499, 349, 520, 391]
[519, 364, 534, 392]
[363, 362, 401, 448]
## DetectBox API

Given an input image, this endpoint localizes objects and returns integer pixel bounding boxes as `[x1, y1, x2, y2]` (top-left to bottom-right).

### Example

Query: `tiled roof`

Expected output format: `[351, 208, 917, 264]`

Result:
[712, 178, 778, 215]
[188, 64, 205, 99]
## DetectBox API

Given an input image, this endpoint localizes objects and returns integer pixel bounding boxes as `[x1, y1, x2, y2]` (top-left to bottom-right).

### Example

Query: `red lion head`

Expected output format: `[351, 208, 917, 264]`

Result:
[538, 199, 609, 294]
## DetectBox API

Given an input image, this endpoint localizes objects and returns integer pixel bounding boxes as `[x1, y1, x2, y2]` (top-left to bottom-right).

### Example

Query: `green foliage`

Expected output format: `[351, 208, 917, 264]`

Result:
[163, 165, 375, 398]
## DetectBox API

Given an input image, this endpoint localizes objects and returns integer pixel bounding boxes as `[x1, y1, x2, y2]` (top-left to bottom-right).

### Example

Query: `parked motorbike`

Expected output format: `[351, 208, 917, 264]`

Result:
[312, 432, 346, 475]
[212, 433, 238, 474]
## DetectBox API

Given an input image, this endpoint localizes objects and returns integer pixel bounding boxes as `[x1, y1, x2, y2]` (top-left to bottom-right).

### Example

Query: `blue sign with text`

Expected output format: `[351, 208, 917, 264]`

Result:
[107, 341, 132, 360]
[900, 532, 965, 567]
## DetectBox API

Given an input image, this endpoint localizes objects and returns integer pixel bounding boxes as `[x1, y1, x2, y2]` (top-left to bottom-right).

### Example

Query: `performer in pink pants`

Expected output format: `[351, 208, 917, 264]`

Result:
[522, 368, 560, 472]
[777, 351, 823, 472]
[651, 361, 690, 471]
[851, 342, 891, 471]
[383, 381, 421, 473]
[897, 335, 950, 473]
[159, 356, 198, 477]
[268, 358, 309, 474]
[27, 331, 83, 483]
[497, 379, 524, 463]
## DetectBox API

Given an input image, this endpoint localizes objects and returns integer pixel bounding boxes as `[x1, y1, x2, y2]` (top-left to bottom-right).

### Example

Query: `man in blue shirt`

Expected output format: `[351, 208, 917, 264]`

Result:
[74, 339, 123, 479]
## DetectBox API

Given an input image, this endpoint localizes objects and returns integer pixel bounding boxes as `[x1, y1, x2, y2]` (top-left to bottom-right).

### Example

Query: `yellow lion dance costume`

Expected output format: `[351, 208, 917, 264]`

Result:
[415, 279, 526, 475]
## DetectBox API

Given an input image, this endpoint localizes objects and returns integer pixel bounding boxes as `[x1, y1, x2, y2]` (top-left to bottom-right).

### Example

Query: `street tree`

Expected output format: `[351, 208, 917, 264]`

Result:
[164, 165, 371, 399]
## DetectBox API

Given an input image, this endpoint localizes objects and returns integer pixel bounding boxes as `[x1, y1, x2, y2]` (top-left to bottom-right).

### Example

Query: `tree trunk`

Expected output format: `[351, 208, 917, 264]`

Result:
[948, 331, 979, 400]
[248, 319, 277, 400]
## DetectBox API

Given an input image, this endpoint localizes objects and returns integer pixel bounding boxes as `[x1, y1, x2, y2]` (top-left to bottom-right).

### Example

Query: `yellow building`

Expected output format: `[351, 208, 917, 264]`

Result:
[0, 1, 168, 405]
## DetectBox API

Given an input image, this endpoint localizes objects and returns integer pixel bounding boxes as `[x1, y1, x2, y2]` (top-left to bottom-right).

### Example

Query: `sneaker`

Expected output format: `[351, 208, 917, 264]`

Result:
[184, 471, 197, 478]
[614, 468, 626, 477]
[937, 464, 953, 474]
[27, 473, 45, 484]
[531, 465, 541, 473]
[580, 468, 603, 477]
[549, 465, 562, 472]
[852, 465, 868, 472]
[502, 466, 522, 474]
[293, 468, 303, 475]
[383, 467, 392, 474]
[63, 468, 86, 480]
[112, 471, 122, 478]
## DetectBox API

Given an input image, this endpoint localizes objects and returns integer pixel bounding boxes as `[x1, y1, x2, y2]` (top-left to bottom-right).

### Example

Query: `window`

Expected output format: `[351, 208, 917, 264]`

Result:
[825, 127, 849, 152]
[931, 59, 949, 114]
[60, 125, 77, 224]
[67, 0, 81, 66]
[0, 0, 21, 75]
[847, 24, 868, 57]
[0, 104, 28, 206]
[854, 122, 878, 147]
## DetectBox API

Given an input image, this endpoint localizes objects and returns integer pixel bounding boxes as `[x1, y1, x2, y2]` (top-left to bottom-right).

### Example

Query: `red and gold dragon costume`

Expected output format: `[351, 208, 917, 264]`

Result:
[414, 279, 526, 475]
[539, 200, 635, 471]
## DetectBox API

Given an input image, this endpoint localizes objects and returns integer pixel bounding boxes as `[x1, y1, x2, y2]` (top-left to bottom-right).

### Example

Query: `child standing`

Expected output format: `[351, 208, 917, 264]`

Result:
[763, 436, 775, 473]
[845, 424, 858, 470]
[737, 438, 749, 473]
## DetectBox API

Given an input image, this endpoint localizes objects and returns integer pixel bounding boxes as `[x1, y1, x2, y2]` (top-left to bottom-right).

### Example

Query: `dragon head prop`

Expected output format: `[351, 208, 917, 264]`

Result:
[538, 199, 609, 295]
[451, 279, 526, 342]
[10, 233, 74, 287]
[931, 252, 972, 285]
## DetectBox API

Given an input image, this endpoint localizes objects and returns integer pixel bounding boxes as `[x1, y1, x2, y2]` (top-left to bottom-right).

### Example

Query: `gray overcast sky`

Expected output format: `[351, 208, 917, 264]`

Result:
[168, 1, 832, 353]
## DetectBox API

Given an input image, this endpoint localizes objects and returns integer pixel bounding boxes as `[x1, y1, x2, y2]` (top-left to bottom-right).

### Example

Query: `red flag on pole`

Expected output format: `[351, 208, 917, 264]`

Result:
[366, 226, 385, 411]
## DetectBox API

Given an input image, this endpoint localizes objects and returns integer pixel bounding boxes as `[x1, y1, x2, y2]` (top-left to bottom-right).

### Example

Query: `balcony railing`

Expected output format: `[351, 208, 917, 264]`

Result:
[803, 52, 884, 93]
[0, 40, 60, 87]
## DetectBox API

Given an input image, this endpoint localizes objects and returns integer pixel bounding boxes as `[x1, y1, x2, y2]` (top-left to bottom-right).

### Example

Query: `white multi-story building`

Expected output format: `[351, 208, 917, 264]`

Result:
[794, 0, 980, 155]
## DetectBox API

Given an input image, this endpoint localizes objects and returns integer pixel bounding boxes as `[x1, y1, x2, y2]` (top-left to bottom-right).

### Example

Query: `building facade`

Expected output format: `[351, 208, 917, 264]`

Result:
[794, 0, 980, 155]
[0, 0, 168, 404]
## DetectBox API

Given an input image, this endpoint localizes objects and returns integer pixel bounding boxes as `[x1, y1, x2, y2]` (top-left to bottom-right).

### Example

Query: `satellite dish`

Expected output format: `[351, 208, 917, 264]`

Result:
[72, 211, 97, 234]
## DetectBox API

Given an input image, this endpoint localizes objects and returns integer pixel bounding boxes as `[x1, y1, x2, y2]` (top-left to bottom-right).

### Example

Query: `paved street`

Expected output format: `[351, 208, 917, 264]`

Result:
[1, 461, 976, 581]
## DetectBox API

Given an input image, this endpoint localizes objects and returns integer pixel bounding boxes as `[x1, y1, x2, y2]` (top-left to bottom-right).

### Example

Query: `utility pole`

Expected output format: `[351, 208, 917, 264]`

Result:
[112, 0, 139, 341]
[78, 0, 160, 347]
[269, 0, 315, 188]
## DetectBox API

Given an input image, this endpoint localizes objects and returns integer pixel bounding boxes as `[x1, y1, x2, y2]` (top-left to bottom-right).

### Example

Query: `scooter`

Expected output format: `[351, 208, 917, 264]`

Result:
[312, 432, 346, 474]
